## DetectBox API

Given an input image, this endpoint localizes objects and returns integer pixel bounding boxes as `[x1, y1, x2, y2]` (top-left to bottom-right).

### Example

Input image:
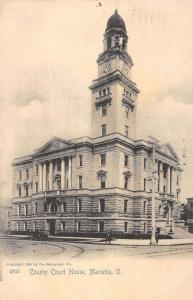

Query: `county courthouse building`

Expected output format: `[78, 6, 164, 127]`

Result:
[11, 10, 182, 235]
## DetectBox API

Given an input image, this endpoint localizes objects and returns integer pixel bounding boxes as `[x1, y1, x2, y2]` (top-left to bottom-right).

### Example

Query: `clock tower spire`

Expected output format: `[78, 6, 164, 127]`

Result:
[90, 10, 140, 139]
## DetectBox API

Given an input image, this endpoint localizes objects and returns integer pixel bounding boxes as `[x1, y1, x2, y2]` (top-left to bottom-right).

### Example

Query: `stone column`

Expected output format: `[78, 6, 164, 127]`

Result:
[159, 162, 163, 193]
[38, 163, 43, 192]
[172, 168, 176, 197]
[68, 157, 72, 188]
[43, 163, 47, 191]
[155, 160, 158, 192]
[49, 161, 53, 190]
[170, 167, 174, 194]
[61, 158, 65, 190]
[167, 166, 171, 194]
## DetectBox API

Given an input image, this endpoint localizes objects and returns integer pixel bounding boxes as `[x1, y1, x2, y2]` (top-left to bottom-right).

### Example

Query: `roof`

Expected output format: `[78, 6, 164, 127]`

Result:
[106, 9, 126, 32]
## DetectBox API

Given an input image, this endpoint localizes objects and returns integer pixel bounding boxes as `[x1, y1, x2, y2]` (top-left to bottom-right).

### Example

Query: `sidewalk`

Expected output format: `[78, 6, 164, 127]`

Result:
[1, 234, 193, 246]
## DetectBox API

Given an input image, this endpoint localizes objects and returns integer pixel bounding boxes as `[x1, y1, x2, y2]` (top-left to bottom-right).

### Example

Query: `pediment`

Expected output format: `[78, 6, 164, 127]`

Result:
[35, 137, 74, 155]
[159, 143, 179, 160]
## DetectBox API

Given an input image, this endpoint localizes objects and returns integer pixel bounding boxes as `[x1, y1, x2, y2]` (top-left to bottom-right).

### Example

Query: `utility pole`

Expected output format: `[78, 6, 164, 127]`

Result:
[148, 136, 159, 245]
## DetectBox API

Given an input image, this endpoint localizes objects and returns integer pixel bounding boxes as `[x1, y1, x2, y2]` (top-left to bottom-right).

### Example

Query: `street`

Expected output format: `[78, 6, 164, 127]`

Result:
[1, 238, 193, 260]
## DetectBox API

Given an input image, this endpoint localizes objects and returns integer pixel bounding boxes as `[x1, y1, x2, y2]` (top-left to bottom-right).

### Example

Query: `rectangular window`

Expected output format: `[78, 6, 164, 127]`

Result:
[99, 199, 105, 212]
[76, 221, 80, 232]
[16, 222, 19, 231]
[26, 185, 28, 197]
[144, 158, 147, 169]
[18, 205, 21, 216]
[61, 221, 65, 231]
[35, 202, 38, 214]
[98, 221, 104, 232]
[125, 125, 129, 137]
[35, 182, 38, 194]
[143, 222, 147, 232]
[77, 199, 82, 212]
[79, 155, 83, 167]
[124, 200, 128, 213]
[99, 90, 102, 97]
[124, 155, 129, 167]
[124, 222, 128, 233]
[102, 103, 107, 116]
[24, 222, 27, 231]
[124, 176, 128, 189]
[26, 169, 29, 179]
[144, 178, 147, 191]
[101, 179, 106, 189]
[100, 154, 106, 166]
[143, 201, 146, 214]
[79, 176, 83, 189]
[18, 186, 21, 198]
[19, 170, 22, 180]
[35, 165, 38, 175]
[101, 124, 106, 136]
[125, 107, 129, 118]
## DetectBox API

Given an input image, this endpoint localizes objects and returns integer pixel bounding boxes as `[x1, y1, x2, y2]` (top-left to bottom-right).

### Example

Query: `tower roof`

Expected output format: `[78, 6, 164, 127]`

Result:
[106, 9, 126, 32]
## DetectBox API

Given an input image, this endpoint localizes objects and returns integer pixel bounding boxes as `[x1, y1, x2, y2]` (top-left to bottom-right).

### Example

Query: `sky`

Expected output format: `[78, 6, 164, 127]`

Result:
[0, 0, 192, 204]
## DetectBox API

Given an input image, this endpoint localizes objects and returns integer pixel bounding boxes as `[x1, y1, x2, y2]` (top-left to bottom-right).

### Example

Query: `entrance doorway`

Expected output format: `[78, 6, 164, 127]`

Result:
[49, 220, 56, 235]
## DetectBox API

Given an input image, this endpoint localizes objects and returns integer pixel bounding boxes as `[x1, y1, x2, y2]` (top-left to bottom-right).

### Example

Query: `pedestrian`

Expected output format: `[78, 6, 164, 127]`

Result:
[106, 231, 111, 245]
[155, 232, 159, 244]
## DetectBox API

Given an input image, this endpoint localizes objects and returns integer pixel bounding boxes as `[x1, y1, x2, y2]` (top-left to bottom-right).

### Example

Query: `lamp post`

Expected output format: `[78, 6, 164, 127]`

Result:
[148, 136, 159, 245]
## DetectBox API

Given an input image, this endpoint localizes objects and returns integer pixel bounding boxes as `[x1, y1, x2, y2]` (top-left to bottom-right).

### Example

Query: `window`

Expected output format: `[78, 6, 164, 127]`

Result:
[25, 185, 28, 197]
[44, 203, 47, 212]
[79, 155, 83, 167]
[35, 202, 38, 214]
[77, 199, 82, 212]
[143, 201, 146, 214]
[100, 176, 106, 189]
[98, 221, 104, 232]
[101, 124, 106, 136]
[124, 200, 128, 213]
[125, 107, 129, 118]
[26, 169, 29, 179]
[103, 89, 106, 96]
[124, 155, 129, 167]
[24, 222, 27, 231]
[35, 165, 38, 175]
[107, 87, 110, 94]
[144, 158, 147, 169]
[35, 182, 38, 193]
[177, 176, 179, 185]
[16, 222, 19, 231]
[76, 221, 80, 232]
[102, 103, 107, 116]
[100, 154, 106, 166]
[79, 176, 83, 189]
[24, 205, 28, 215]
[61, 202, 66, 213]
[124, 222, 128, 233]
[18, 205, 21, 216]
[125, 125, 129, 137]
[144, 178, 147, 191]
[143, 222, 147, 232]
[18, 186, 21, 197]
[19, 170, 22, 180]
[124, 176, 129, 189]
[99, 199, 105, 212]
[99, 90, 102, 97]
[61, 221, 65, 231]
[34, 221, 36, 231]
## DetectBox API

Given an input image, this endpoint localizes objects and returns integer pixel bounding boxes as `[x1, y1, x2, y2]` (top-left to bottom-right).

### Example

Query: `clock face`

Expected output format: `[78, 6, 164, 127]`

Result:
[102, 61, 112, 75]
[121, 63, 129, 76]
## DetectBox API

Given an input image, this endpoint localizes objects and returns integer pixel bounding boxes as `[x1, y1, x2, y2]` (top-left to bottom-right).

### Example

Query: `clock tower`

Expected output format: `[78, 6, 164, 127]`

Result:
[90, 10, 140, 139]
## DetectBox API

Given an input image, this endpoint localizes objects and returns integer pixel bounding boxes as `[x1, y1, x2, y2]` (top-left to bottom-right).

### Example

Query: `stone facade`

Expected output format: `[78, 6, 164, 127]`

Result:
[11, 11, 182, 236]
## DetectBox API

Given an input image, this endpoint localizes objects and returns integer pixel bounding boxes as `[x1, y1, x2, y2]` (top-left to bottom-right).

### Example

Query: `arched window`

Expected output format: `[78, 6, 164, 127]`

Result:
[50, 202, 58, 213]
